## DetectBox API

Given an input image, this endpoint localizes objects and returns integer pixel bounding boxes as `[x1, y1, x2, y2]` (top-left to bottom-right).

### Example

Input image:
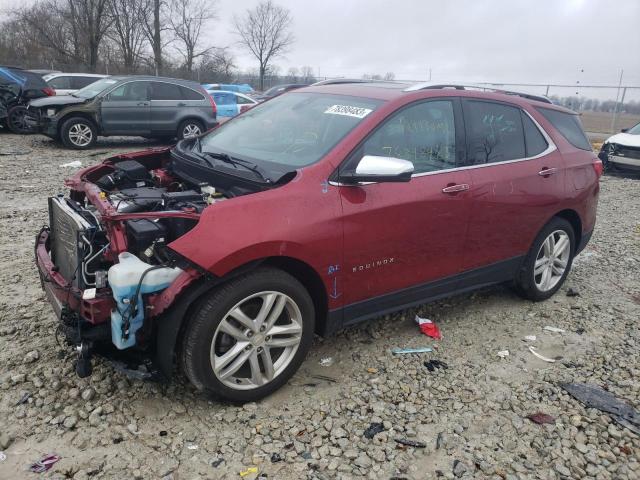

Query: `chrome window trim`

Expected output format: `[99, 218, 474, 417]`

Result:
[331, 108, 556, 186]
[103, 79, 204, 101]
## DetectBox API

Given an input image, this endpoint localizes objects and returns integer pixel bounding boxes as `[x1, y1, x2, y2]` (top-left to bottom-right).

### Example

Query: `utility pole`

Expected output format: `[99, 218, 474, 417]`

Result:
[611, 69, 624, 134]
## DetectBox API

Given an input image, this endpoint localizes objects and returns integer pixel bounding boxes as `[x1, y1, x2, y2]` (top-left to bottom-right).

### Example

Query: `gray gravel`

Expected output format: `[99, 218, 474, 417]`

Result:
[0, 130, 639, 479]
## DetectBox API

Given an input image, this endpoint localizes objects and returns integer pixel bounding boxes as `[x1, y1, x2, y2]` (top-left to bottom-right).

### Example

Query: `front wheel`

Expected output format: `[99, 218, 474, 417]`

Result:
[60, 117, 97, 149]
[514, 217, 575, 301]
[181, 268, 315, 402]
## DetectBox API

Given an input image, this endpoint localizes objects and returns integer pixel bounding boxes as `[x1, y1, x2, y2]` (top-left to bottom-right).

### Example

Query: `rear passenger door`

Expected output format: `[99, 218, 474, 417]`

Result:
[460, 99, 564, 271]
[340, 99, 473, 314]
[149, 81, 185, 134]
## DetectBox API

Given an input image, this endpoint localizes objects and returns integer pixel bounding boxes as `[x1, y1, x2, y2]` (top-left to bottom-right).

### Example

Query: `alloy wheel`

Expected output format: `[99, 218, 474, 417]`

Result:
[183, 123, 201, 138]
[534, 230, 571, 291]
[68, 123, 93, 147]
[210, 291, 303, 390]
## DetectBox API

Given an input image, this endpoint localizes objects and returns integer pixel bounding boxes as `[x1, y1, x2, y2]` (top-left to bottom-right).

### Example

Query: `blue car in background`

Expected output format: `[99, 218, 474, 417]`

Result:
[202, 83, 254, 94]
[207, 90, 258, 119]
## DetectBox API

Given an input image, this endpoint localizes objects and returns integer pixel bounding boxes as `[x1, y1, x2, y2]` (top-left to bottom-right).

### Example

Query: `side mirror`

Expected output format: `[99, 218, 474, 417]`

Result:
[341, 155, 414, 184]
[621, 128, 628, 133]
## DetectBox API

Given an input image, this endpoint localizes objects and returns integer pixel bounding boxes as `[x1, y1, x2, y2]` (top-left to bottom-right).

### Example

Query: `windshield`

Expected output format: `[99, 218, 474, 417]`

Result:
[199, 92, 382, 169]
[74, 77, 117, 98]
[628, 122, 640, 135]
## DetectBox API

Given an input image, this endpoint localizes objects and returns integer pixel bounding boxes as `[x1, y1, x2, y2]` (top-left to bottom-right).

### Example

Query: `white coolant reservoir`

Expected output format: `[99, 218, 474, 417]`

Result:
[108, 252, 182, 350]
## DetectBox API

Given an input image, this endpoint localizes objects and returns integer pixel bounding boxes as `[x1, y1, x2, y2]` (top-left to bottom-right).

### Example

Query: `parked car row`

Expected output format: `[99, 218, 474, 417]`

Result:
[1, 63, 316, 147]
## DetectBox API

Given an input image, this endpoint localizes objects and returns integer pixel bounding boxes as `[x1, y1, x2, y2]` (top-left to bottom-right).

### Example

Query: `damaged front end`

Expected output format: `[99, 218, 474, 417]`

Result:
[34, 146, 249, 379]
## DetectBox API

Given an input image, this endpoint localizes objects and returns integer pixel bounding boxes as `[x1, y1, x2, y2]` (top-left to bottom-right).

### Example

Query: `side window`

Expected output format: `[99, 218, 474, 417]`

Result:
[48, 76, 71, 89]
[236, 95, 253, 105]
[107, 82, 149, 101]
[464, 101, 525, 164]
[72, 77, 99, 89]
[214, 93, 234, 105]
[180, 86, 204, 100]
[536, 107, 591, 151]
[360, 100, 457, 174]
[521, 111, 548, 157]
[150, 82, 182, 100]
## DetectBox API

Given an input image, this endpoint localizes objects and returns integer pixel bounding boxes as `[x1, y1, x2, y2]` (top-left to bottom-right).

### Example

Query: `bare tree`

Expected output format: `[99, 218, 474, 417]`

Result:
[233, 0, 294, 90]
[299, 65, 314, 83]
[286, 66, 299, 82]
[169, 0, 216, 74]
[199, 48, 236, 83]
[383, 72, 395, 81]
[106, 0, 147, 71]
[139, 0, 166, 75]
[16, 0, 112, 71]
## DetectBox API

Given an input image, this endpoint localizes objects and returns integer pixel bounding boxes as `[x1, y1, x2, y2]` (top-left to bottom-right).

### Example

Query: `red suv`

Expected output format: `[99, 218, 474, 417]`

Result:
[35, 81, 601, 402]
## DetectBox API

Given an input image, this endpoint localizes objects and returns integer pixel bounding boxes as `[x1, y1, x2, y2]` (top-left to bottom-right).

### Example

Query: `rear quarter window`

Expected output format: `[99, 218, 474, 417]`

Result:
[180, 86, 204, 100]
[536, 107, 591, 151]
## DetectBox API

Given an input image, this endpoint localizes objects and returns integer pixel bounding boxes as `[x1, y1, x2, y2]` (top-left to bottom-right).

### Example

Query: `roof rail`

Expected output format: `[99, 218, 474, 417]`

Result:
[404, 82, 553, 104]
[311, 78, 370, 86]
[311, 78, 407, 87]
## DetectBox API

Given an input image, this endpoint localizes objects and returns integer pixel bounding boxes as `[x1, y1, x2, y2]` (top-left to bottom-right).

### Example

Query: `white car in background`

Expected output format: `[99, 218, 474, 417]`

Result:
[598, 122, 640, 173]
[43, 73, 108, 96]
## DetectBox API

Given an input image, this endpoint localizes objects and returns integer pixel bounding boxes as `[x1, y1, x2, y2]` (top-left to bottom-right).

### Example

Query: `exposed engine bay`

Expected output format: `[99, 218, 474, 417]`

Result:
[42, 148, 271, 377]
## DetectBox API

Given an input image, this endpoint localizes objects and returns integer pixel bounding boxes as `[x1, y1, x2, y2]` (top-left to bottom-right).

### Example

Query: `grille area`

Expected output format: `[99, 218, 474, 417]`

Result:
[617, 146, 640, 160]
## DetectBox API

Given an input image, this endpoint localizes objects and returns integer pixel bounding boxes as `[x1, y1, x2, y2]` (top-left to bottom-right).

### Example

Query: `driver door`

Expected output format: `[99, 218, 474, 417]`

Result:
[101, 80, 151, 134]
[339, 99, 473, 320]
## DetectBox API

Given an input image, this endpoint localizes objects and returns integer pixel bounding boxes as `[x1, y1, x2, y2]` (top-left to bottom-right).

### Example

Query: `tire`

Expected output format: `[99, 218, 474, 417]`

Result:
[7, 105, 34, 134]
[177, 119, 204, 140]
[181, 268, 315, 403]
[60, 117, 97, 149]
[514, 217, 575, 301]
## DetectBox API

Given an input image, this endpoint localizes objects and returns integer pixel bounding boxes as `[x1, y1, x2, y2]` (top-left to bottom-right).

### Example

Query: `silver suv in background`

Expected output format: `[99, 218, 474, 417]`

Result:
[27, 76, 218, 149]
[43, 73, 109, 96]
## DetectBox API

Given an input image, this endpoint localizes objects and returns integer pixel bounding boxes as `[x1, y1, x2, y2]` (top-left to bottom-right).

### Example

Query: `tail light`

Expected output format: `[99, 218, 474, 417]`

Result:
[202, 89, 217, 116]
[592, 159, 604, 178]
[42, 87, 56, 96]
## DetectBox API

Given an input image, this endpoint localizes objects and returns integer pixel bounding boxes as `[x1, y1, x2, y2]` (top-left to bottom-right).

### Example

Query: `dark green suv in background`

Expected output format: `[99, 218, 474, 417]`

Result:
[26, 76, 218, 149]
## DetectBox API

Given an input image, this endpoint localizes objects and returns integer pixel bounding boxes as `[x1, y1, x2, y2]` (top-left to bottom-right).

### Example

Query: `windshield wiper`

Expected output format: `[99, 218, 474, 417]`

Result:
[201, 152, 272, 184]
[185, 138, 273, 183]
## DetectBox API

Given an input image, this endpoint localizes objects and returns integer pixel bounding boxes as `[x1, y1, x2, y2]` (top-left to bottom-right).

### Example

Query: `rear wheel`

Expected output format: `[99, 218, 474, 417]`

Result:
[181, 268, 315, 403]
[7, 106, 34, 134]
[177, 119, 204, 140]
[514, 217, 575, 301]
[60, 117, 97, 149]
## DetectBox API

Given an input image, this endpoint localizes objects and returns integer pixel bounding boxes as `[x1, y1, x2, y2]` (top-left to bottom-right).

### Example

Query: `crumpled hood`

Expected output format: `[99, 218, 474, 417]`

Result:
[28, 95, 87, 108]
[605, 132, 640, 148]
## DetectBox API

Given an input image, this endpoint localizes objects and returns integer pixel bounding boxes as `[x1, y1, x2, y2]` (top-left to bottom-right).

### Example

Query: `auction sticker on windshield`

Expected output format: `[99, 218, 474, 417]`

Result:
[324, 104, 373, 119]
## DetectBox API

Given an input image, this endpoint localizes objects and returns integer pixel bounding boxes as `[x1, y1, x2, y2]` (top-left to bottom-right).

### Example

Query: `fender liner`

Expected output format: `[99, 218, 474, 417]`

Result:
[153, 260, 264, 379]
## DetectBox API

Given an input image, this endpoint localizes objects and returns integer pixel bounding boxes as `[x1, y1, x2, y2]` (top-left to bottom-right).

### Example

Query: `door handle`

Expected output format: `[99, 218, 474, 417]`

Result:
[137, 102, 149, 106]
[442, 183, 470, 194]
[538, 167, 558, 177]
[177, 102, 187, 107]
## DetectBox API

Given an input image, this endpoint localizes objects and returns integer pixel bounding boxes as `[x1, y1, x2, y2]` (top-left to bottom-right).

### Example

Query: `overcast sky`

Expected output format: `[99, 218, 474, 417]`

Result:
[214, 0, 640, 86]
[1, 0, 639, 96]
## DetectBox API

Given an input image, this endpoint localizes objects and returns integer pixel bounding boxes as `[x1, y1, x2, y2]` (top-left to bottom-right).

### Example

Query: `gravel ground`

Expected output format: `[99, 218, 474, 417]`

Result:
[0, 131, 639, 480]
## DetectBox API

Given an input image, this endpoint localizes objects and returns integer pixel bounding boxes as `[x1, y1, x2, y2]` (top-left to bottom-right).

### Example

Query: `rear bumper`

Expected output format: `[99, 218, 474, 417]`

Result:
[35, 228, 113, 324]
